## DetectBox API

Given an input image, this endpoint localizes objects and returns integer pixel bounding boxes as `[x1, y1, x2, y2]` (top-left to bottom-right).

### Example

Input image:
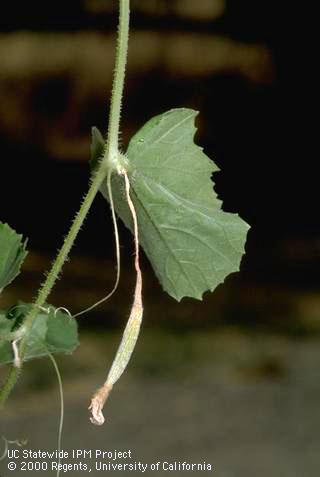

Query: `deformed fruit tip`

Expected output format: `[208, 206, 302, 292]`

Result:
[89, 383, 113, 426]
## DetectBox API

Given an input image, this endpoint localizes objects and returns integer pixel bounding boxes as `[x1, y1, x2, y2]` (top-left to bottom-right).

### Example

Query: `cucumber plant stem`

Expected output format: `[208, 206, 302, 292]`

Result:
[0, 0, 130, 407]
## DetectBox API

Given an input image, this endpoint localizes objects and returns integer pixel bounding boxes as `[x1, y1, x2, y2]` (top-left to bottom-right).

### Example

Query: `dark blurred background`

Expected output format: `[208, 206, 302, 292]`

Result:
[0, 1, 319, 476]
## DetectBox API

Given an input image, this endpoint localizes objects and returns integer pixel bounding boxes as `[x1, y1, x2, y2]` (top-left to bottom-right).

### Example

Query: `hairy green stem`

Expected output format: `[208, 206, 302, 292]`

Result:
[0, 0, 130, 407]
[104, 0, 130, 170]
[0, 367, 20, 407]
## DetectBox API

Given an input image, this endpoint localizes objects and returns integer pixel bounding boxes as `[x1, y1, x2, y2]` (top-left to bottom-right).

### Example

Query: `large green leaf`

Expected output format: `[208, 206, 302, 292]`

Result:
[0, 222, 28, 293]
[93, 108, 250, 301]
[0, 303, 79, 366]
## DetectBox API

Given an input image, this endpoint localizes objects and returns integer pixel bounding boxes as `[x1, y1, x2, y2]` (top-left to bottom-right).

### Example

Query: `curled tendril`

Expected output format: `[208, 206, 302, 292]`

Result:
[0, 436, 27, 461]
[54, 307, 72, 319]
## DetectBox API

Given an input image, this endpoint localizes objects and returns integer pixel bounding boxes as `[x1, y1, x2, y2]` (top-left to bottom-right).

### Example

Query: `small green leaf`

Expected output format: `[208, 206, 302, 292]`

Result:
[0, 222, 28, 293]
[99, 108, 250, 301]
[0, 312, 12, 338]
[90, 126, 105, 170]
[46, 310, 78, 352]
[0, 312, 14, 364]
[0, 303, 79, 366]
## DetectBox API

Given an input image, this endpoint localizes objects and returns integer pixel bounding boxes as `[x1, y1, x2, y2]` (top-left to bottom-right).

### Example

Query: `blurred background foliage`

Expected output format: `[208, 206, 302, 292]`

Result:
[0, 2, 318, 476]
